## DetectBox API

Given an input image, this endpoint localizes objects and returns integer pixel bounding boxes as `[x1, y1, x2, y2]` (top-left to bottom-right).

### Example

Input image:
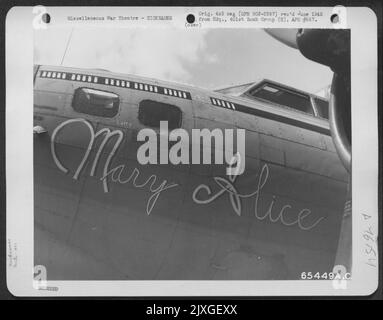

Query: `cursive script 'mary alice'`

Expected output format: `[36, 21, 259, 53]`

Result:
[50, 118, 178, 215]
[192, 160, 325, 231]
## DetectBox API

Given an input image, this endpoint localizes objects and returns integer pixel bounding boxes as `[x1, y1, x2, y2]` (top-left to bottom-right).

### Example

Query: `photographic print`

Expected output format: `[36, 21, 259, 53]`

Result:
[5, 6, 378, 296]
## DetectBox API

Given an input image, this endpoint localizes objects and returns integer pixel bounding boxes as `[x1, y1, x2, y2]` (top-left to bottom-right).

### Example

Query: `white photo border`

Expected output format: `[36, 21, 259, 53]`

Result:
[6, 6, 379, 296]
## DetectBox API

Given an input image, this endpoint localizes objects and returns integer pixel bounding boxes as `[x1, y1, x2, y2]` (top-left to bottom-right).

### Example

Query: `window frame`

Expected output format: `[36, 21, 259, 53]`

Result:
[312, 96, 330, 120]
[138, 99, 183, 130]
[243, 81, 317, 117]
[72, 87, 120, 118]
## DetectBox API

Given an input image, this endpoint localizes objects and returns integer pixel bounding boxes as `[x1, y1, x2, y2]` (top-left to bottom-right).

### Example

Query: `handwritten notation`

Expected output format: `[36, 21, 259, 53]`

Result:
[361, 213, 377, 268]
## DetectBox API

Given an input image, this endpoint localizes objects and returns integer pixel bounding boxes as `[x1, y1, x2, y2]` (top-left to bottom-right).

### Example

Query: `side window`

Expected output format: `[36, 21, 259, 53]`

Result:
[138, 100, 182, 130]
[72, 87, 119, 118]
[247, 83, 314, 116]
[314, 97, 329, 120]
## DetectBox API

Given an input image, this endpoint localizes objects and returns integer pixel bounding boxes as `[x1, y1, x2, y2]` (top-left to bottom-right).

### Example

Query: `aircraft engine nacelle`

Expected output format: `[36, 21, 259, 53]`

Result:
[265, 29, 351, 172]
[296, 29, 351, 172]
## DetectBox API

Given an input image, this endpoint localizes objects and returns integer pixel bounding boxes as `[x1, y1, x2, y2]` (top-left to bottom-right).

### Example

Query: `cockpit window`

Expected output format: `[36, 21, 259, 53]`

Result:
[247, 83, 314, 116]
[314, 97, 329, 119]
[215, 83, 253, 96]
[72, 88, 119, 118]
[138, 100, 182, 130]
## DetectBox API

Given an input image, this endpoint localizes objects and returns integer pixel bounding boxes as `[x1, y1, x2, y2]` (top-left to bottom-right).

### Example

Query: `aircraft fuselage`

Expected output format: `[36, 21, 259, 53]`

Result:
[33, 65, 349, 280]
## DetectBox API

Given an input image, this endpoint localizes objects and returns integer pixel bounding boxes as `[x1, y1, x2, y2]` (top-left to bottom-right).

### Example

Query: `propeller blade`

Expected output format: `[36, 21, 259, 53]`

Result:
[264, 29, 299, 49]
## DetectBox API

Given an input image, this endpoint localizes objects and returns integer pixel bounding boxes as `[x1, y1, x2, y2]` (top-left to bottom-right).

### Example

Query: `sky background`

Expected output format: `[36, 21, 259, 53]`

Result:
[34, 27, 332, 95]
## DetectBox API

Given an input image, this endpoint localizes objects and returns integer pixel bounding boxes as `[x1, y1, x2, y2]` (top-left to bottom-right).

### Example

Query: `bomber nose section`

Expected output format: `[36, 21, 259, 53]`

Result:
[296, 29, 351, 172]
[265, 28, 351, 172]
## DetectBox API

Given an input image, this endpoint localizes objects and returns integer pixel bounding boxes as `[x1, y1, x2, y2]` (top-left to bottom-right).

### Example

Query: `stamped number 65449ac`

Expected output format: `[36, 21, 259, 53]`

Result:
[301, 272, 351, 280]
